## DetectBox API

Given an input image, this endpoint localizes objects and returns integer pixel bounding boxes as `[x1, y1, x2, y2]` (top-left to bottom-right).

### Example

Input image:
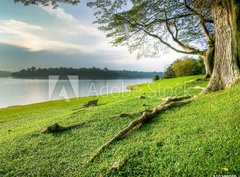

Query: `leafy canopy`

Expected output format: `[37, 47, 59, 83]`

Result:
[14, 0, 215, 58]
[170, 57, 205, 77]
[87, 0, 214, 58]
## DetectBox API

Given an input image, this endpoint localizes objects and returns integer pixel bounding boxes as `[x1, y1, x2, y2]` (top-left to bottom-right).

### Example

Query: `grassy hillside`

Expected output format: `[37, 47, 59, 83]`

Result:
[0, 76, 239, 176]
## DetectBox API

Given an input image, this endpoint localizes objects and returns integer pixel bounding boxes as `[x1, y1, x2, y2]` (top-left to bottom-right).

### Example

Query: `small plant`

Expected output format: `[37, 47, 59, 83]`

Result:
[153, 74, 160, 81]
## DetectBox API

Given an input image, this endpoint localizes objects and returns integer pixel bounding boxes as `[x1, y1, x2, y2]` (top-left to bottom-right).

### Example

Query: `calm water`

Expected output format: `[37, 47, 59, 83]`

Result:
[0, 78, 151, 108]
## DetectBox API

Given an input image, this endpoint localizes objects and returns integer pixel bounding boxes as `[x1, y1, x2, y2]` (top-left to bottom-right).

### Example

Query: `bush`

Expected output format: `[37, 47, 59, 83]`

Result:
[153, 75, 160, 81]
[163, 67, 176, 79]
[163, 57, 205, 78]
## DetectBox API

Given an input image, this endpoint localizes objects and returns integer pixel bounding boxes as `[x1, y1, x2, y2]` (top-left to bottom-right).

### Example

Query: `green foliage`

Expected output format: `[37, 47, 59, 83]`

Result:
[0, 76, 239, 176]
[87, 0, 213, 59]
[163, 66, 176, 79]
[164, 57, 205, 78]
[11, 67, 162, 79]
[0, 71, 12, 77]
[153, 74, 160, 81]
[114, 36, 126, 45]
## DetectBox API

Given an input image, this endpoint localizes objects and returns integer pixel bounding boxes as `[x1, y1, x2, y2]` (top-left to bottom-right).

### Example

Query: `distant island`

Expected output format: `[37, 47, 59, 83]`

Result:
[11, 67, 163, 79]
[0, 71, 12, 77]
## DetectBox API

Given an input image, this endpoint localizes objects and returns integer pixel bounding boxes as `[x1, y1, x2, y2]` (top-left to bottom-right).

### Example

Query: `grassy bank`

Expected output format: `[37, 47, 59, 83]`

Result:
[0, 76, 239, 176]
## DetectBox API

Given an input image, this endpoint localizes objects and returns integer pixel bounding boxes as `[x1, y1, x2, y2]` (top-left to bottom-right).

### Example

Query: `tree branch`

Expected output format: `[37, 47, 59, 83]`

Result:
[183, 0, 214, 42]
[141, 28, 203, 55]
[164, 12, 202, 54]
[123, 17, 204, 55]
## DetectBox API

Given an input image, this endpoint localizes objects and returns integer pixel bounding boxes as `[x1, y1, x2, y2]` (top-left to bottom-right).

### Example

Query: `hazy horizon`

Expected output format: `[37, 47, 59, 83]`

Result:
[0, 67, 164, 73]
[0, 0, 188, 72]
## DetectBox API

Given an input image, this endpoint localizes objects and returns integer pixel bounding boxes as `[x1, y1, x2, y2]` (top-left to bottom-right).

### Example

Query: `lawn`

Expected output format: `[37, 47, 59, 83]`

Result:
[0, 76, 239, 176]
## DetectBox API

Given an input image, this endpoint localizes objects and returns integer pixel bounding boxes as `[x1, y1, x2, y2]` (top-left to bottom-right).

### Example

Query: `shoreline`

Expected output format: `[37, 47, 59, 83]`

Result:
[0, 84, 140, 110]
[0, 78, 151, 110]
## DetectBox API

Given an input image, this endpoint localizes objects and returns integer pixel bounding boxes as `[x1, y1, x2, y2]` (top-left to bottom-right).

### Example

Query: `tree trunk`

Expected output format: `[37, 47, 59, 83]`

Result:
[206, 0, 240, 91]
[202, 45, 215, 78]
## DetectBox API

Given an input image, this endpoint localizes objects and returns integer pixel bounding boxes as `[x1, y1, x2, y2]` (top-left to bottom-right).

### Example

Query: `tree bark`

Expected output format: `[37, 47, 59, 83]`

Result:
[202, 45, 215, 78]
[206, 0, 240, 91]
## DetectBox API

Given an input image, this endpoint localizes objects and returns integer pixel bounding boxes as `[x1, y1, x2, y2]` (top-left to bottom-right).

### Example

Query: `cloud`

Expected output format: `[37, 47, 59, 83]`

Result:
[5, 19, 43, 31]
[0, 19, 111, 53]
[0, 44, 169, 72]
[0, 0, 185, 72]
[41, 6, 77, 23]
[40, 5, 103, 37]
[0, 6, 128, 54]
[0, 19, 88, 52]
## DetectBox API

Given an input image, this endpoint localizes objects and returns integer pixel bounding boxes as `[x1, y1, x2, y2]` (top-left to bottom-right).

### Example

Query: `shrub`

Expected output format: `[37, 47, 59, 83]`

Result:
[163, 57, 205, 78]
[153, 74, 160, 81]
[163, 67, 176, 79]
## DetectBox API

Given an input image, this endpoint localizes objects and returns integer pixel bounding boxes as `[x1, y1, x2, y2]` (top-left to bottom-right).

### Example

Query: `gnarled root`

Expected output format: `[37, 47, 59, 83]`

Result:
[188, 86, 206, 90]
[88, 95, 192, 163]
[41, 123, 85, 134]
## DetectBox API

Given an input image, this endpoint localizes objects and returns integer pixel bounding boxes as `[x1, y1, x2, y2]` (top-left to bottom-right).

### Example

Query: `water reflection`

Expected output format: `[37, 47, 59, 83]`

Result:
[0, 78, 151, 108]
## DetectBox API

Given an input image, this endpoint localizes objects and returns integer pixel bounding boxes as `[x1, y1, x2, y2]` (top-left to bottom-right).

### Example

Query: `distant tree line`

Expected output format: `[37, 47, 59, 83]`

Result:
[163, 57, 205, 79]
[11, 67, 163, 79]
[0, 71, 12, 77]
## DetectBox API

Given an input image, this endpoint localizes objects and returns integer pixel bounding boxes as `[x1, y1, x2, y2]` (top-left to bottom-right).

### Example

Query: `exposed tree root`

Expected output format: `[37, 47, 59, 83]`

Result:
[73, 99, 99, 111]
[41, 123, 85, 134]
[88, 95, 192, 163]
[188, 86, 206, 90]
[139, 95, 146, 99]
[118, 109, 152, 118]
[119, 113, 133, 118]
[201, 77, 240, 95]
[83, 99, 99, 108]
[186, 78, 209, 85]
[199, 86, 221, 95]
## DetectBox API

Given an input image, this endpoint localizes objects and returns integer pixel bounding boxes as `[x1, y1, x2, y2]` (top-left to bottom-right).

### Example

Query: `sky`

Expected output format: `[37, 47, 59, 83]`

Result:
[0, 0, 186, 72]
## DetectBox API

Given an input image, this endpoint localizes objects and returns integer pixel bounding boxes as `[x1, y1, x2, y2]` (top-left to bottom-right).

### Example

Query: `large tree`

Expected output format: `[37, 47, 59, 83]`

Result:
[14, 0, 240, 91]
[14, 0, 215, 78]
[88, 0, 215, 78]
[93, 0, 240, 90]
[202, 0, 240, 91]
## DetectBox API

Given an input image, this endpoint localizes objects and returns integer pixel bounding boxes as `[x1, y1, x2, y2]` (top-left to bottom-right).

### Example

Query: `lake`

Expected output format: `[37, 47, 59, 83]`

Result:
[0, 78, 151, 108]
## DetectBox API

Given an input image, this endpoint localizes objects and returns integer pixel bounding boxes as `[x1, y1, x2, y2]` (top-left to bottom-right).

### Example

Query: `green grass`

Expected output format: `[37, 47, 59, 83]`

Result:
[0, 76, 239, 176]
